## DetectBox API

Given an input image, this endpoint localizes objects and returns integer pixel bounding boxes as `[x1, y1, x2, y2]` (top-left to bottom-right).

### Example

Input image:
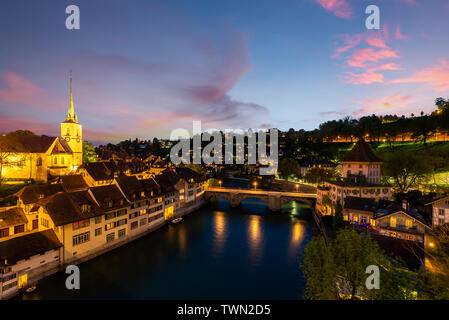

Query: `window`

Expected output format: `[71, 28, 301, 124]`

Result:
[405, 219, 413, 229]
[41, 218, 49, 228]
[61, 157, 65, 164]
[95, 216, 102, 224]
[14, 225, 24, 234]
[106, 233, 115, 242]
[129, 212, 139, 219]
[73, 232, 90, 246]
[390, 217, 397, 228]
[370, 219, 375, 226]
[72, 219, 90, 230]
[54, 157, 57, 165]
[131, 221, 138, 230]
[32, 219, 38, 230]
[2, 281, 18, 292]
[439, 218, 445, 225]
[81, 204, 91, 214]
[0, 228, 9, 238]
[439, 209, 445, 216]
[36, 157, 42, 166]
[95, 228, 102, 236]
[118, 229, 126, 238]
[140, 218, 147, 226]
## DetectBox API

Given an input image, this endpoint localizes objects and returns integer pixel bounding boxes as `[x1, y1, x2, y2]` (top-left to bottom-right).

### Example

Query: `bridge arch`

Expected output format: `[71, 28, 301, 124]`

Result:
[204, 188, 316, 212]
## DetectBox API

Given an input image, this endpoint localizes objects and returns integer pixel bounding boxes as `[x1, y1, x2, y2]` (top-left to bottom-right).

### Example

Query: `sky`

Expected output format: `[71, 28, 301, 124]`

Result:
[0, 0, 448, 144]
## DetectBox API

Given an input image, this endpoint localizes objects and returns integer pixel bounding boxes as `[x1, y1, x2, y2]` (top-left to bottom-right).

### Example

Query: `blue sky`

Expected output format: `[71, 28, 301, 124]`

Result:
[0, 0, 448, 143]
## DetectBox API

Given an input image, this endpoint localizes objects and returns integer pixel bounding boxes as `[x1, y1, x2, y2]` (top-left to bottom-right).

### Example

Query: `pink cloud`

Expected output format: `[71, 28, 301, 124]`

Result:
[0, 116, 57, 135]
[333, 32, 387, 58]
[353, 94, 413, 116]
[345, 71, 384, 85]
[390, 59, 449, 91]
[315, 0, 353, 19]
[0, 72, 63, 110]
[395, 26, 409, 40]
[347, 48, 399, 68]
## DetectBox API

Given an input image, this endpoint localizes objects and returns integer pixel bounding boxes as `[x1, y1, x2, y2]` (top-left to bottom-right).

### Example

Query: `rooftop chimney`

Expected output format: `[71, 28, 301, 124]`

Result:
[402, 200, 408, 211]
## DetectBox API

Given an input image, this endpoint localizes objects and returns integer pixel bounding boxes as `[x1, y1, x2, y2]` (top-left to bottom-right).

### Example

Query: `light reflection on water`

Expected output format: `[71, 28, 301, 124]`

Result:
[20, 195, 313, 300]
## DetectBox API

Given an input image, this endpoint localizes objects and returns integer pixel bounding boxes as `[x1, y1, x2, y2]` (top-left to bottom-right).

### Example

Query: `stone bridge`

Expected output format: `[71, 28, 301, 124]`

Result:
[204, 187, 316, 212]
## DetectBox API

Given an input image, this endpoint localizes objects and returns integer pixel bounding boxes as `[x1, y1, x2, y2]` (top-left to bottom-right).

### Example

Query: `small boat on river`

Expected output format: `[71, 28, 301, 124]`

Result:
[171, 217, 183, 224]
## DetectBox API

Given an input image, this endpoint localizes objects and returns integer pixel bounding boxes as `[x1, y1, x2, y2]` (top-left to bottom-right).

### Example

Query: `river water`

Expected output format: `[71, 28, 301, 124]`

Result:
[20, 181, 314, 300]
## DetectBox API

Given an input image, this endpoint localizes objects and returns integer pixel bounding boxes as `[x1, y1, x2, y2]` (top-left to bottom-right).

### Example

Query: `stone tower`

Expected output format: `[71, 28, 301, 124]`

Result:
[60, 73, 83, 169]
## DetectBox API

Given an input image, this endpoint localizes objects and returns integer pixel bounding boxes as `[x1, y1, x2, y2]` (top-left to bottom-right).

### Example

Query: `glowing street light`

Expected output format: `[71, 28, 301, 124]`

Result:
[253, 181, 258, 190]
[295, 184, 299, 193]
[218, 180, 222, 188]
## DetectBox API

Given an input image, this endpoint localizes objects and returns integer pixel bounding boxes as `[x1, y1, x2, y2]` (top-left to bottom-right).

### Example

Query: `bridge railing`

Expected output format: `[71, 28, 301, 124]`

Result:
[205, 186, 317, 198]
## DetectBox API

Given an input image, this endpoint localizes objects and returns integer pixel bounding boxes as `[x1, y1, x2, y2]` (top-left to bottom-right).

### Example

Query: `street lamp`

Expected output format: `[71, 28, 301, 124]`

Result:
[253, 181, 257, 190]
[218, 180, 222, 188]
[295, 184, 299, 193]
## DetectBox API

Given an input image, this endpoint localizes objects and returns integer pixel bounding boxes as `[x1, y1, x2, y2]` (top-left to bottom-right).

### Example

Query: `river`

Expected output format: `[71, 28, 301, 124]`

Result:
[20, 181, 314, 300]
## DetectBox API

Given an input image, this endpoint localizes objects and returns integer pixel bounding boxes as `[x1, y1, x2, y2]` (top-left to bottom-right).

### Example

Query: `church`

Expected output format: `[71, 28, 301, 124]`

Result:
[0, 75, 83, 183]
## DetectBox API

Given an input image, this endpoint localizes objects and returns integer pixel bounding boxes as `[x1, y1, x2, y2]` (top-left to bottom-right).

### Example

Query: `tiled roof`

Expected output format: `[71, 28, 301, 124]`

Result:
[0, 135, 57, 153]
[60, 174, 89, 192]
[370, 233, 424, 270]
[344, 196, 377, 212]
[81, 162, 115, 181]
[115, 176, 146, 202]
[340, 138, 383, 163]
[89, 185, 129, 211]
[15, 184, 65, 205]
[40, 191, 103, 226]
[175, 167, 206, 182]
[0, 229, 62, 266]
[139, 178, 161, 196]
[0, 207, 27, 229]
[153, 173, 178, 193]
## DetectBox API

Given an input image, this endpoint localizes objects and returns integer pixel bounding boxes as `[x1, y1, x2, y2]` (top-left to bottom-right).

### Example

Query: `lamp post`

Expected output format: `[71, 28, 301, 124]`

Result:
[253, 181, 257, 190]
[295, 184, 299, 193]
[218, 180, 222, 188]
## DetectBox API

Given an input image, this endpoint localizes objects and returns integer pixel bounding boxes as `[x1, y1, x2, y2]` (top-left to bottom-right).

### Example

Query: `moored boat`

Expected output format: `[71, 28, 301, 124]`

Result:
[171, 217, 183, 224]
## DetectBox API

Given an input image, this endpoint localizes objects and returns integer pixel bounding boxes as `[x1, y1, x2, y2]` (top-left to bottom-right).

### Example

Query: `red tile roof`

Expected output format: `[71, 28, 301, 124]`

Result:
[341, 138, 383, 163]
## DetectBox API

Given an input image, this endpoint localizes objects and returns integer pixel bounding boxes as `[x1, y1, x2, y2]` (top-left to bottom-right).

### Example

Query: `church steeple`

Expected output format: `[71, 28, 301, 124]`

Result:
[66, 71, 78, 123]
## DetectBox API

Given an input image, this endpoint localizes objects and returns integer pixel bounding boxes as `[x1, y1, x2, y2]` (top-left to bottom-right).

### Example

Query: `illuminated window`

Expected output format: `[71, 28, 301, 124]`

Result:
[343, 215, 348, 221]
[390, 217, 396, 228]
[73, 219, 90, 230]
[370, 219, 375, 226]
[405, 219, 412, 229]
[353, 216, 358, 222]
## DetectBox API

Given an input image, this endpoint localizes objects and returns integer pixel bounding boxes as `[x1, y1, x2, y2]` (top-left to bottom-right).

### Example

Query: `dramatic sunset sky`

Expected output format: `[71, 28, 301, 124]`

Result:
[0, 0, 448, 144]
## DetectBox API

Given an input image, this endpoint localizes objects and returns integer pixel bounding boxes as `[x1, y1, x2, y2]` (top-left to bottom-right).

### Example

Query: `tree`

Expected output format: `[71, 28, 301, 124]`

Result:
[330, 202, 345, 239]
[277, 158, 300, 180]
[382, 151, 433, 194]
[301, 229, 419, 300]
[304, 167, 338, 186]
[186, 164, 206, 176]
[82, 141, 97, 163]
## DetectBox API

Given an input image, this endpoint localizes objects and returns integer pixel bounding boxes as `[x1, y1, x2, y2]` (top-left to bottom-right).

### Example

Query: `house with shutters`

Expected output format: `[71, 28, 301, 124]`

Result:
[316, 138, 391, 216]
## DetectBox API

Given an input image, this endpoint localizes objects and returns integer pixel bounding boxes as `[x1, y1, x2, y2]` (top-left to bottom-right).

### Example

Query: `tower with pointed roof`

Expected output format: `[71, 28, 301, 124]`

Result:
[340, 138, 383, 185]
[61, 72, 83, 169]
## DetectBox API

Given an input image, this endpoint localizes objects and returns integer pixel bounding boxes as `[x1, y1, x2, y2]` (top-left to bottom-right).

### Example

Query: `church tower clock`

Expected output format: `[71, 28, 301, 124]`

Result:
[60, 73, 83, 169]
